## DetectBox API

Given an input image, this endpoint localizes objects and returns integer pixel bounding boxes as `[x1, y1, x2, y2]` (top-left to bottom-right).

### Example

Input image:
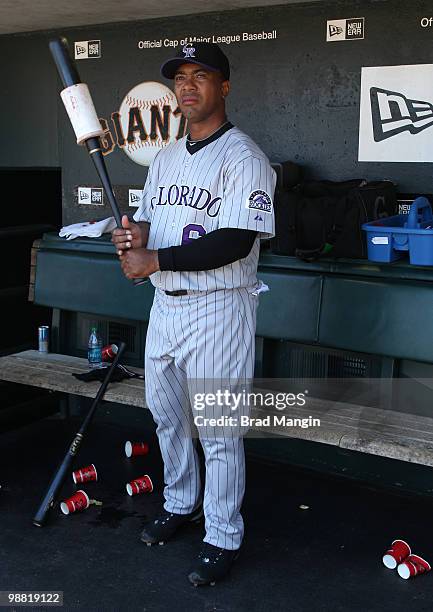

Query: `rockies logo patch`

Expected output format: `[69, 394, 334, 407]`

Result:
[246, 190, 273, 214]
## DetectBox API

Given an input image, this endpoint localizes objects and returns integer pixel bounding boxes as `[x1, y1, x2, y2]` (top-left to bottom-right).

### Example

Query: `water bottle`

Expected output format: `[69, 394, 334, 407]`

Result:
[87, 327, 103, 369]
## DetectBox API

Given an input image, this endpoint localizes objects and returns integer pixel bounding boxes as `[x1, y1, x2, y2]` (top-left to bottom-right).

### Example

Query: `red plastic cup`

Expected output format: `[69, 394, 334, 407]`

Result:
[398, 554, 431, 579]
[125, 441, 149, 457]
[72, 464, 98, 484]
[126, 475, 153, 496]
[102, 344, 118, 361]
[60, 490, 90, 515]
[382, 539, 411, 569]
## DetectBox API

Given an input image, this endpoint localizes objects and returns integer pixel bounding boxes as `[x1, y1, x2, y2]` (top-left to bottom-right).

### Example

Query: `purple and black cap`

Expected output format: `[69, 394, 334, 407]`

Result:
[161, 42, 230, 81]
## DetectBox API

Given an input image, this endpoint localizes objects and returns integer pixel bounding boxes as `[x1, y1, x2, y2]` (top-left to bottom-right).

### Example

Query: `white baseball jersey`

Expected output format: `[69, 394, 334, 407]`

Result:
[133, 125, 276, 292]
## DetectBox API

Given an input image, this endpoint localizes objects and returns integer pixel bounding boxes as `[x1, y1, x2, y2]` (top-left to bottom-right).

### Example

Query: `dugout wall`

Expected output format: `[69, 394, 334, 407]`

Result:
[3, 0, 433, 486]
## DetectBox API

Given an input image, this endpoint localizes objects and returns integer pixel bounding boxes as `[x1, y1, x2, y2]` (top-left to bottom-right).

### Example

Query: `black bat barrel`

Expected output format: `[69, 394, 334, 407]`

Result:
[49, 38, 81, 88]
[32, 343, 126, 527]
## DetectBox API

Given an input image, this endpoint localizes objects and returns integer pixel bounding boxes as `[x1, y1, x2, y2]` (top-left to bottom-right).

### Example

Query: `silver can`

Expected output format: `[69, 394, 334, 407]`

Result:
[38, 325, 49, 353]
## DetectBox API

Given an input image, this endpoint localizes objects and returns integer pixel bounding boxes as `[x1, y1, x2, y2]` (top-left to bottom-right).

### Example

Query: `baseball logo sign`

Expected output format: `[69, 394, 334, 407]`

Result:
[117, 81, 185, 166]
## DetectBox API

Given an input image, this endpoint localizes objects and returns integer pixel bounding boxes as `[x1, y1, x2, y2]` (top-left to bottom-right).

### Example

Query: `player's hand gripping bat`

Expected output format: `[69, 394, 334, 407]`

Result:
[32, 342, 126, 527]
[49, 37, 146, 286]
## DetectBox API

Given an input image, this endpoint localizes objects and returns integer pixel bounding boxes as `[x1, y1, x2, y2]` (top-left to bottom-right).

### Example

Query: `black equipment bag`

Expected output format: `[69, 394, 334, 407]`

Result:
[271, 161, 302, 192]
[263, 161, 302, 252]
[271, 179, 397, 261]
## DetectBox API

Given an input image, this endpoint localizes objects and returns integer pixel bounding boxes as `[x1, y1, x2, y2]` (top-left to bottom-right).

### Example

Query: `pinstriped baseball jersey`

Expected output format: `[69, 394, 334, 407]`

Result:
[133, 124, 276, 292]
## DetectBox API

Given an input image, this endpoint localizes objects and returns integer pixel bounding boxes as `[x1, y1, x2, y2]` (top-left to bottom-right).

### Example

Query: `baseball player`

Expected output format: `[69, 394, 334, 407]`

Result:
[112, 42, 276, 586]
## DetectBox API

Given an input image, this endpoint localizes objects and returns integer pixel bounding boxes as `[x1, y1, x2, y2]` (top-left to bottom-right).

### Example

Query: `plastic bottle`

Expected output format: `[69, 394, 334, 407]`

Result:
[88, 327, 103, 369]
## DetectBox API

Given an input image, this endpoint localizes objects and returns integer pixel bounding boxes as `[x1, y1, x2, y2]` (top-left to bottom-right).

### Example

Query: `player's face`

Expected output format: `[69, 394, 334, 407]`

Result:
[174, 63, 229, 124]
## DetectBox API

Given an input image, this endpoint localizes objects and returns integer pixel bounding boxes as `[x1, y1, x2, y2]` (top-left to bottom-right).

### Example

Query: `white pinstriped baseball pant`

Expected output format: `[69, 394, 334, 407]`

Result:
[144, 287, 257, 551]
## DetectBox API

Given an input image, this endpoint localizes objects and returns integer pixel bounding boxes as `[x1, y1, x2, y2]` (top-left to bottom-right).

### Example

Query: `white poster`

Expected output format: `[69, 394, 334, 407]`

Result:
[358, 64, 433, 162]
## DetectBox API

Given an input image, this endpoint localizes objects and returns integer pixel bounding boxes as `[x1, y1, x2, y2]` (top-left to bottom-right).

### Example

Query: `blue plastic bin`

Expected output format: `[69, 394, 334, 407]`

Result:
[362, 197, 433, 266]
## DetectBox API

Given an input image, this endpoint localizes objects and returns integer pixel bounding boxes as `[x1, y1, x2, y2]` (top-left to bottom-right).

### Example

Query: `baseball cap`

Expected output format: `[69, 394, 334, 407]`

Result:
[161, 42, 230, 81]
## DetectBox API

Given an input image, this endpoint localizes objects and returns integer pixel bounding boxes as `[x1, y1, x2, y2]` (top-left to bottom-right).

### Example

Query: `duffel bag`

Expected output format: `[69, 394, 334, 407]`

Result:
[271, 179, 397, 261]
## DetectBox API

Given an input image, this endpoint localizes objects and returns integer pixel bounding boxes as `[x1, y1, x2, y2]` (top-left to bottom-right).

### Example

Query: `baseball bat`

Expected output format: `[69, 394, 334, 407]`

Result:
[32, 342, 126, 527]
[49, 37, 146, 286]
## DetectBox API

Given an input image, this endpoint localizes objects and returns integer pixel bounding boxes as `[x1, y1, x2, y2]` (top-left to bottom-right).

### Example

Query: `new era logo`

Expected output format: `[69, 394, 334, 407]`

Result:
[398, 201, 412, 215]
[326, 17, 364, 42]
[88, 41, 101, 56]
[370, 87, 433, 142]
[346, 18, 364, 39]
[75, 40, 101, 59]
[128, 189, 143, 207]
[329, 25, 343, 37]
[78, 187, 104, 205]
[91, 188, 103, 204]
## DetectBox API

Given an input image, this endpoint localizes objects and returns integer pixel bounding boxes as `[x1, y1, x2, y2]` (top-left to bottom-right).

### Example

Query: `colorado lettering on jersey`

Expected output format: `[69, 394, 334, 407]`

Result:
[133, 126, 276, 293]
[151, 184, 222, 217]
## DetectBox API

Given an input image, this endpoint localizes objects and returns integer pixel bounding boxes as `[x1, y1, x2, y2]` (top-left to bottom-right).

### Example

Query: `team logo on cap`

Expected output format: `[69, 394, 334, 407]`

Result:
[246, 190, 273, 214]
[183, 44, 196, 58]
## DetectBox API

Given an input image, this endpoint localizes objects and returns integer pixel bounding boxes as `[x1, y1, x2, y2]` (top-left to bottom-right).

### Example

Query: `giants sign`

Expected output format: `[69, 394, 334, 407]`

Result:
[98, 81, 187, 167]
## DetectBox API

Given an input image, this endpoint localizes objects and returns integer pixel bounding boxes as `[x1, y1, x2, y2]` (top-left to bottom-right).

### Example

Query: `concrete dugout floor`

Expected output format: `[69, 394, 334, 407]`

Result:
[1, 416, 433, 612]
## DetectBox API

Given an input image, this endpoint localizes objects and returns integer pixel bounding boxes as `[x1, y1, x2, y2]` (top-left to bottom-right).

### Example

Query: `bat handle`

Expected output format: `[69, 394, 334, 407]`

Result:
[84, 139, 148, 287]
[85, 138, 122, 227]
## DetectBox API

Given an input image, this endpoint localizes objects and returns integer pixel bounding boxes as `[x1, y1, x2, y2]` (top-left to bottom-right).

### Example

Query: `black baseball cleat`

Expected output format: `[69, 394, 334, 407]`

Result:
[140, 506, 203, 546]
[188, 543, 240, 586]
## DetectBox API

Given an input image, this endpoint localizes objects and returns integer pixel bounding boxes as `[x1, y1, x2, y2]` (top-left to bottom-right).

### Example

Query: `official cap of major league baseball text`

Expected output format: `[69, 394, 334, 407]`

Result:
[161, 42, 230, 81]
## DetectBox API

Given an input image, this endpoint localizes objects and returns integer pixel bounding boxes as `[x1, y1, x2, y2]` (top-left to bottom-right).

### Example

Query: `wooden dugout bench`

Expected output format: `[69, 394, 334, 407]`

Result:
[2, 350, 433, 468]
[2, 232, 433, 469]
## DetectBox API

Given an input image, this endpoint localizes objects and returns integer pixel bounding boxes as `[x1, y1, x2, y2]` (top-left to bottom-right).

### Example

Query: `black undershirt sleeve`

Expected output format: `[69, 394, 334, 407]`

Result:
[157, 228, 257, 272]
